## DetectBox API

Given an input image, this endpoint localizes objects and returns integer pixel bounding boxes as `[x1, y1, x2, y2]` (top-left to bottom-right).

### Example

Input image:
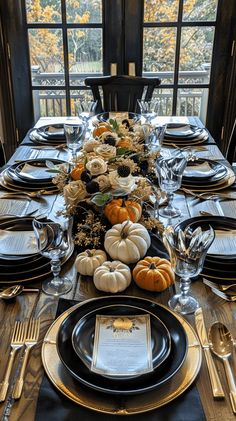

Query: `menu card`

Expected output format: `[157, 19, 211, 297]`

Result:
[208, 229, 236, 255]
[91, 314, 153, 376]
[19, 164, 50, 179]
[109, 112, 129, 123]
[0, 230, 38, 255]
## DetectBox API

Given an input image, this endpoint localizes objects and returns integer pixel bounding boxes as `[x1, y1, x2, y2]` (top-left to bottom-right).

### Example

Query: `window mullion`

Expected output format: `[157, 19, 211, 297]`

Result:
[61, 0, 70, 115]
[172, 0, 184, 115]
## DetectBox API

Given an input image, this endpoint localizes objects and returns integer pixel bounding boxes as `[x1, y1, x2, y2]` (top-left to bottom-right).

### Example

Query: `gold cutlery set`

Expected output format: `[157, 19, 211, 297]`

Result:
[0, 318, 40, 402]
[195, 308, 236, 413]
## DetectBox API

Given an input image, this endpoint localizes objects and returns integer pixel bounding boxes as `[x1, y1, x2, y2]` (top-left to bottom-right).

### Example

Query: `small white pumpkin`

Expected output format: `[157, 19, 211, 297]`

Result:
[104, 220, 151, 264]
[75, 249, 107, 276]
[93, 260, 131, 293]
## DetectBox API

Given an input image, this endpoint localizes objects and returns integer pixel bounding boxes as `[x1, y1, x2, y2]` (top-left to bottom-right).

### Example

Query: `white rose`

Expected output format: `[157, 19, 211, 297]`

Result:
[86, 157, 107, 176]
[94, 144, 116, 160]
[63, 181, 88, 207]
[109, 170, 137, 194]
[83, 139, 100, 152]
[94, 174, 111, 192]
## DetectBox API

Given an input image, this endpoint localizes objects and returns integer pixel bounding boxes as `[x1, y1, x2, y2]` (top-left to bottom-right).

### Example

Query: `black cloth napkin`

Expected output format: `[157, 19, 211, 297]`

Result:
[35, 298, 206, 421]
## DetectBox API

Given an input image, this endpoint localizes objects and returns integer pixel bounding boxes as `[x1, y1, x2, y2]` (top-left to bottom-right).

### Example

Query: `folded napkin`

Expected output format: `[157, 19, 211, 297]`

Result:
[35, 298, 206, 421]
[184, 162, 216, 178]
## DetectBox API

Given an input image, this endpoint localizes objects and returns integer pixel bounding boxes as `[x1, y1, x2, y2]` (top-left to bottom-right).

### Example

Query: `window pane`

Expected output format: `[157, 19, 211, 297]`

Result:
[32, 90, 67, 120]
[68, 29, 103, 84]
[151, 89, 173, 116]
[177, 88, 209, 122]
[66, 0, 102, 23]
[144, 0, 179, 22]
[26, 0, 61, 23]
[29, 29, 64, 85]
[183, 0, 218, 21]
[143, 28, 176, 83]
[179, 27, 214, 84]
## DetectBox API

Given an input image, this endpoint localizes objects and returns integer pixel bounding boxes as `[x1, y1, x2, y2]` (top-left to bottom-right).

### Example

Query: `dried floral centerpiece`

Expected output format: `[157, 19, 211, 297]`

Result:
[51, 116, 163, 248]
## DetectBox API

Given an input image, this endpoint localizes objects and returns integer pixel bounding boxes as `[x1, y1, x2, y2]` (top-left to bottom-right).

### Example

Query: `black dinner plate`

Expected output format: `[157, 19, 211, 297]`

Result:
[182, 159, 227, 184]
[164, 124, 204, 139]
[71, 304, 171, 378]
[57, 295, 188, 395]
[175, 216, 236, 261]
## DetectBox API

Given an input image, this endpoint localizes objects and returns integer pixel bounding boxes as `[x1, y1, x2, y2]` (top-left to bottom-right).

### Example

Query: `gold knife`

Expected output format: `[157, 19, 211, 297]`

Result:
[195, 307, 225, 398]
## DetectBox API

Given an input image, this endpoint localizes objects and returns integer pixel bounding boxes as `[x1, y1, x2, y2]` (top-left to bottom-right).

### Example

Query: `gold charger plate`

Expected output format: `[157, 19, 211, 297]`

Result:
[42, 299, 202, 415]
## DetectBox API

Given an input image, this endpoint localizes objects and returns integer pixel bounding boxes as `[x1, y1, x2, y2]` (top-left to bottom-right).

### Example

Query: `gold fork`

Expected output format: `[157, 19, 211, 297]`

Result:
[0, 321, 27, 402]
[12, 318, 40, 399]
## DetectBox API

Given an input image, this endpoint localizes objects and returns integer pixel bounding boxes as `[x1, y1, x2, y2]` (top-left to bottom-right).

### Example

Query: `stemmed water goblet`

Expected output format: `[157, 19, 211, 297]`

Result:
[32, 217, 73, 296]
[64, 119, 85, 160]
[156, 153, 187, 218]
[163, 225, 215, 314]
[75, 100, 98, 130]
[146, 124, 167, 154]
[137, 99, 160, 123]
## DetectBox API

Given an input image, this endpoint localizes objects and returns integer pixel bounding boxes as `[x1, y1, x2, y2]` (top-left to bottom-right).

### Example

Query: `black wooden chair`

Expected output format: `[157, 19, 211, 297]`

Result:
[226, 118, 236, 164]
[84, 75, 161, 113]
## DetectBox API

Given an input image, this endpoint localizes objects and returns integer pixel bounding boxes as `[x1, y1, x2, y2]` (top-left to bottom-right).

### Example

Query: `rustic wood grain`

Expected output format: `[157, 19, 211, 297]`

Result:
[0, 117, 235, 420]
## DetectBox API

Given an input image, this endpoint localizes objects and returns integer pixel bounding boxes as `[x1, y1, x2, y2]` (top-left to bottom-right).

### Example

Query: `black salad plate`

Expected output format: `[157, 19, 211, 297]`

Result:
[182, 159, 227, 184]
[71, 304, 171, 378]
[37, 124, 65, 140]
[175, 216, 236, 261]
[57, 295, 188, 395]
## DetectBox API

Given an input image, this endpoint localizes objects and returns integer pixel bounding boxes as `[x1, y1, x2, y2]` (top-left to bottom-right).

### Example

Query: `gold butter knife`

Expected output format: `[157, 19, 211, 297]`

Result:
[195, 307, 225, 399]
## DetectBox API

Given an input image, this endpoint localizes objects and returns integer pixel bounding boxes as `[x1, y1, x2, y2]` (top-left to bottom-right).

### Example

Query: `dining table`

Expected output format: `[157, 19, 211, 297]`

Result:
[0, 114, 235, 421]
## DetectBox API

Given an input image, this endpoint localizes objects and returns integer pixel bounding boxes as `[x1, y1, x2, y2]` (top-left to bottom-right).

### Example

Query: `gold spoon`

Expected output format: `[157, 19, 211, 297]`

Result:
[209, 322, 236, 413]
[0, 285, 39, 300]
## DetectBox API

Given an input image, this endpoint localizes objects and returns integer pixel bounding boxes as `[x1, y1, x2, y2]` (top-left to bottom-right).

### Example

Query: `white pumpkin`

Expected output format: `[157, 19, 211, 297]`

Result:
[104, 220, 151, 264]
[93, 260, 131, 293]
[75, 249, 107, 276]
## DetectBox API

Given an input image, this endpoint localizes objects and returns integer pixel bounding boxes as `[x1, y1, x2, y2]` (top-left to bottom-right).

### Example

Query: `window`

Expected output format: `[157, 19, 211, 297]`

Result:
[143, 0, 218, 121]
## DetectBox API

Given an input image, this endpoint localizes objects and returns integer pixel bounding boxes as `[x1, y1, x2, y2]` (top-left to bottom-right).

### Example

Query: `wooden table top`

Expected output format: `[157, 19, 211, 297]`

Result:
[0, 116, 235, 421]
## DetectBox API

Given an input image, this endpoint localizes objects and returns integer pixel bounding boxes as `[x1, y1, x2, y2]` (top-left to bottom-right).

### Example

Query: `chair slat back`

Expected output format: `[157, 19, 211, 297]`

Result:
[85, 75, 161, 113]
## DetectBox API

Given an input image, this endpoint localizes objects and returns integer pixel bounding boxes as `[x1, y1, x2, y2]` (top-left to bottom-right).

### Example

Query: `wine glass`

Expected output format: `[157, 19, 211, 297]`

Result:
[137, 99, 160, 123]
[156, 153, 187, 218]
[146, 124, 166, 153]
[163, 225, 215, 314]
[75, 100, 98, 129]
[64, 119, 85, 160]
[32, 217, 73, 296]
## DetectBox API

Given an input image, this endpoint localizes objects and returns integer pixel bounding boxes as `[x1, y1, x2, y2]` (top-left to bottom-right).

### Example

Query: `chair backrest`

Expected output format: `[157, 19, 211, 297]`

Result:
[226, 118, 236, 164]
[84, 75, 161, 113]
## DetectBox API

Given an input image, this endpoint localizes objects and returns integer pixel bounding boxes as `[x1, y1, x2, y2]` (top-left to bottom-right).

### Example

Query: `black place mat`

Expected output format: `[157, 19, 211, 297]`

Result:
[35, 298, 206, 421]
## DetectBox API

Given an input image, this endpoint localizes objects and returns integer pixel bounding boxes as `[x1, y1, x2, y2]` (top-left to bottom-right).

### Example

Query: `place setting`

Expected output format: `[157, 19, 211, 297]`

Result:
[29, 123, 67, 147]
[0, 215, 73, 285]
[0, 158, 68, 196]
[175, 215, 236, 285]
[181, 158, 235, 192]
[41, 295, 202, 416]
[162, 123, 209, 147]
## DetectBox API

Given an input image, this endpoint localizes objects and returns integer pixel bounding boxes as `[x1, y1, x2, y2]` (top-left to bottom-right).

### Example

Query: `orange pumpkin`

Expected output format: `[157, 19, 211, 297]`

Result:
[133, 256, 174, 292]
[70, 163, 85, 180]
[104, 199, 142, 225]
[93, 125, 112, 138]
[117, 138, 132, 149]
